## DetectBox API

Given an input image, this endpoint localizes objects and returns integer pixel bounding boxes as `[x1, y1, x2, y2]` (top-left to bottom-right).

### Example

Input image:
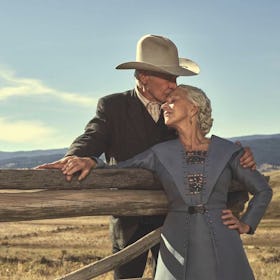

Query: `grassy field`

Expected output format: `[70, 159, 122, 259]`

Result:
[0, 170, 279, 280]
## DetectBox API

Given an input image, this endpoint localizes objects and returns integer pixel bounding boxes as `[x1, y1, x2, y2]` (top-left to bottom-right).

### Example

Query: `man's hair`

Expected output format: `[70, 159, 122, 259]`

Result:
[178, 84, 213, 135]
[134, 69, 141, 79]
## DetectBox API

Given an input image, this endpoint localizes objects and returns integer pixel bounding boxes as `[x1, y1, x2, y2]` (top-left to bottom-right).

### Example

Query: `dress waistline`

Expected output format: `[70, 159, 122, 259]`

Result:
[170, 203, 226, 214]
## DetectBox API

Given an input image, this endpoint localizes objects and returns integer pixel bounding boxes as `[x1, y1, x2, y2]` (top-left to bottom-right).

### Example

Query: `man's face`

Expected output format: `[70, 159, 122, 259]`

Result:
[140, 71, 178, 103]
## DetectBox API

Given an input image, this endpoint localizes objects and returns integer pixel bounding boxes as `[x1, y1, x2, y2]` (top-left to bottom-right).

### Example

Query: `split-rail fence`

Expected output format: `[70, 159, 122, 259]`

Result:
[0, 168, 249, 280]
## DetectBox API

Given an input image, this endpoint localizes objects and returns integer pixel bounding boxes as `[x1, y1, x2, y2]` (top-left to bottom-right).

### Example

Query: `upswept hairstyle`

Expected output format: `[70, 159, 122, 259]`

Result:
[178, 84, 213, 135]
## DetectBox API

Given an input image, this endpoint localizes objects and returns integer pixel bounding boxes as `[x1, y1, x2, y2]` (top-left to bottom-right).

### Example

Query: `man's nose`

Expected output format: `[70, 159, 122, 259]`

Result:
[169, 81, 177, 89]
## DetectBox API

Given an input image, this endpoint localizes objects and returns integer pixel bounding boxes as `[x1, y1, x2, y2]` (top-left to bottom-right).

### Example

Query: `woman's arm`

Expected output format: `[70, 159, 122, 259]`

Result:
[95, 148, 157, 171]
[229, 149, 273, 234]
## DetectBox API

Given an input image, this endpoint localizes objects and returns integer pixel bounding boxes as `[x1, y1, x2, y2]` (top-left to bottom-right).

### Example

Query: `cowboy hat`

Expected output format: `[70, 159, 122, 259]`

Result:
[116, 34, 200, 76]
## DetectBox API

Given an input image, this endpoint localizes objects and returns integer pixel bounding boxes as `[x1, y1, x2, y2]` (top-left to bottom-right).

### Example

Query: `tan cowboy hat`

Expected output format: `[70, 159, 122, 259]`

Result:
[116, 34, 200, 76]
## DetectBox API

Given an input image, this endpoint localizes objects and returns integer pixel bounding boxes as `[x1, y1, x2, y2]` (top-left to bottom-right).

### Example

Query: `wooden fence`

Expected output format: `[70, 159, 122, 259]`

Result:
[0, 168, 249, 279]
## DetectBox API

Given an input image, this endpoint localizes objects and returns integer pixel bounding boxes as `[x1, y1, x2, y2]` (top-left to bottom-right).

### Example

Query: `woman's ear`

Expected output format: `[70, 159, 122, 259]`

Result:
[190, 104, 198, 117]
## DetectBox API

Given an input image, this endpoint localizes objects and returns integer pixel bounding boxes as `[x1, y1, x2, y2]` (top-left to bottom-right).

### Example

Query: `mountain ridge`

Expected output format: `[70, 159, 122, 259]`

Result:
[0, 133, 279, 171]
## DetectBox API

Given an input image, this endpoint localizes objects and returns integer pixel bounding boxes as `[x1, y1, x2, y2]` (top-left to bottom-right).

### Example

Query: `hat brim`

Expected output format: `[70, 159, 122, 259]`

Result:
[116, 58, 200, 76]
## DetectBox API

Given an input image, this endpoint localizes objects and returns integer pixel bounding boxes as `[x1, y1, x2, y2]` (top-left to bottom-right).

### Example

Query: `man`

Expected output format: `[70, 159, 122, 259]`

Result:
[38, 34, 255, 279]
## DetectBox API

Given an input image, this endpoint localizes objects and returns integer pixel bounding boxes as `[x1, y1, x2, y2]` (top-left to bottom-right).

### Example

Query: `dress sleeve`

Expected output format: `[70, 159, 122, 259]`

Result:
[95, 148, 157, 172]
[65, 97, 111, 158]
[229, 149, 273, 234]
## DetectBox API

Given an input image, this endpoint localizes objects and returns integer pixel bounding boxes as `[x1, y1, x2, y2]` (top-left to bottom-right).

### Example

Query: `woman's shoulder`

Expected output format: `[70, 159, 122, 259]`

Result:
[209, 135, 243, 164]
[211, 135, 241, 151]
[151, 139, 181, 153]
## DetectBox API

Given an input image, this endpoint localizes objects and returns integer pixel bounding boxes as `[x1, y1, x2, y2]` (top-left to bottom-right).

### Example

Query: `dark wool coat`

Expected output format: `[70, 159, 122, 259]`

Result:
[65, 89, 176, 248]
[96, 136, 272, 280]
[66, 89, 176, 162]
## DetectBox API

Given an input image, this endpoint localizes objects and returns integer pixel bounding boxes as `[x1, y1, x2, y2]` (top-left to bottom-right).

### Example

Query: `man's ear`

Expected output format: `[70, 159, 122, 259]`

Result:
[138, 71, 149, 85]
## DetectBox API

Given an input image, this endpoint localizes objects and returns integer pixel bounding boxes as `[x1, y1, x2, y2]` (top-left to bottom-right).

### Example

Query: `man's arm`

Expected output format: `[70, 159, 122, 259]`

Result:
[66, 97, 112, 158]
[36, 97, 111, 180]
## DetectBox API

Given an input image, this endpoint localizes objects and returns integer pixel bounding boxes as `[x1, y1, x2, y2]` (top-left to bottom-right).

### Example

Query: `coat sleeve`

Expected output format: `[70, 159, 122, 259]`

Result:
[95, 148, 157, 172]
[229, 149, 273, 234]
[65, 97, 112, 158]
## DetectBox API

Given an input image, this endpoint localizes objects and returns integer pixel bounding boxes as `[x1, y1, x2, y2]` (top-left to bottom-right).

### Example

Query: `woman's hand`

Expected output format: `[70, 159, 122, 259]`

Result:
[221, 209, 250, 234]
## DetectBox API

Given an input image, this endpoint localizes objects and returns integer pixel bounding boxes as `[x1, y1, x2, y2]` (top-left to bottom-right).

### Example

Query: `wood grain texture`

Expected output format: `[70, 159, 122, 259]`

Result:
[56, 227, 161, 280]
[0, 169, 251, 221]
[0, 168, 161, 190]
[0, 189, 168, 222]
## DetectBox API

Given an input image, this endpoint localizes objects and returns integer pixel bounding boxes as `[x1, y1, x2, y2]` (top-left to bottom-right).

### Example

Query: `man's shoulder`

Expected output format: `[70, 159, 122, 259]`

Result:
[100, 89, 136, 104]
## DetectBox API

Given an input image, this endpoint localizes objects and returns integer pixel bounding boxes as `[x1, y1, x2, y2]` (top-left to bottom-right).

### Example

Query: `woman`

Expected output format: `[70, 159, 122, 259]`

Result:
[95, 85, 272, 280]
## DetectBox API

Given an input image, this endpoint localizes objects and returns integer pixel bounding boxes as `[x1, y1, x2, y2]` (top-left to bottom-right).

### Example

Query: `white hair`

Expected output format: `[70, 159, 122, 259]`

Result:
[178, 84, 213, 135]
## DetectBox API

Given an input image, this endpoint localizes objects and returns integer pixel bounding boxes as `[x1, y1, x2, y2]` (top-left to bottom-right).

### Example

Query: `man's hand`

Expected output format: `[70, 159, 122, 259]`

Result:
[35, 156, 96, 181]
[221, 209, 250, 234]
[236, 143, 256, 170]
[61, 156, 96, 181]
[35, 156, 70, 170]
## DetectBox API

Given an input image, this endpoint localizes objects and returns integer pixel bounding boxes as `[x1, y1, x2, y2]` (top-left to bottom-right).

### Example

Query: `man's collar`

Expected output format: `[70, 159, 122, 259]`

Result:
[135, 86, 149, 106]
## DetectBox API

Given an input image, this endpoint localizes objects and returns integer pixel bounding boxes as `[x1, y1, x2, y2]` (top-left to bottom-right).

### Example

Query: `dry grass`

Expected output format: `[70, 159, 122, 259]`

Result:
[242, 219, 280, 280]
[241, 170, 280, 279]
[0, 170, 279, 279]
[0, 216, 113, 280]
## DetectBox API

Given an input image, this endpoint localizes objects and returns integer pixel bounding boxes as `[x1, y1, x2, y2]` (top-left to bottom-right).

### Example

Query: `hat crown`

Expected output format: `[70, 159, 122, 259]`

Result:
[136, 35, 180, 67]
[116, 34, 200, 76]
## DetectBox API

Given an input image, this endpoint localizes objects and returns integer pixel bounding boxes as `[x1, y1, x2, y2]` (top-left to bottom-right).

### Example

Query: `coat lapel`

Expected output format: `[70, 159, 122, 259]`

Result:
[201, 135, 241, 204]
[154, 135, 242, 206]
[126, 90, 149, 142]
[155, 139, 189, 203]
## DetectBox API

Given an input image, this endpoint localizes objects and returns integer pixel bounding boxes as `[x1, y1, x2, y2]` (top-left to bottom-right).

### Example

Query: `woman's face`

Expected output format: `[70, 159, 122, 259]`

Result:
[161, 87, 196, 128]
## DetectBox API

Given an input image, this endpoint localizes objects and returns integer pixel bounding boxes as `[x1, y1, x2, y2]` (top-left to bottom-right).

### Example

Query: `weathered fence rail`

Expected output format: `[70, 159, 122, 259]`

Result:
[0, 169, 167, 222]
[0, 168, 250, 279]
[0, 168, 161, 190]
[0, 168, 248, 222]
[57, 227, 161, 280]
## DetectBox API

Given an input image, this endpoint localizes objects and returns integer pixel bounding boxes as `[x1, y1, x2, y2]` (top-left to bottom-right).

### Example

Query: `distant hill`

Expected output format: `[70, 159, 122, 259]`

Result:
[263, 169, 280, 219]
[229, 134, 280, 172]
[0, 133, 279, 170]
[229, 133, 280, 142]
[0, 149, 67, 169]
[0, 148, 68, 161]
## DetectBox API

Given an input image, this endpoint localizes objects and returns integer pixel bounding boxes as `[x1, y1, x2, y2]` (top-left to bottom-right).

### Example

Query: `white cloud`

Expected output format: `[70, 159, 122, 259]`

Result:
[0, 68, 97, 107]
[0, 117, 55, 143]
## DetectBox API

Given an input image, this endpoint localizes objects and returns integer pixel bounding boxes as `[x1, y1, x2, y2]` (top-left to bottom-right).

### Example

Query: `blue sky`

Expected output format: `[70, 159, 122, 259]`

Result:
[0, 0, 279, 151]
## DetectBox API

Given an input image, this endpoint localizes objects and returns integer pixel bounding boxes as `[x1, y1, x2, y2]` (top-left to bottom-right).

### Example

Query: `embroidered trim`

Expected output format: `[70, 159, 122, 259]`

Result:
[187, 173, 206, 194]
[185, 150, 207, 164]
[183, 150, 208, 195]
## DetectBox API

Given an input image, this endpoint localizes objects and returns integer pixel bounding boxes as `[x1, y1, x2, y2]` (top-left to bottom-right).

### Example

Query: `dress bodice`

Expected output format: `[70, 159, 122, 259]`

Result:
[184, 150, 208, 205]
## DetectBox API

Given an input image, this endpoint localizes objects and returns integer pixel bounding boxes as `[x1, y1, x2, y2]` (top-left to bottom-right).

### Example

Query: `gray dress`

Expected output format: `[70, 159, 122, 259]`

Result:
[96, 135, 272, 280]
